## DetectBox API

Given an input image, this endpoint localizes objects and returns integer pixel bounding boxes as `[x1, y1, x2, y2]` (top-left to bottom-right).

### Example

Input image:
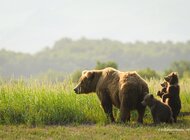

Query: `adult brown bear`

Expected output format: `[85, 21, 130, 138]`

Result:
[74, 67, 149, 123]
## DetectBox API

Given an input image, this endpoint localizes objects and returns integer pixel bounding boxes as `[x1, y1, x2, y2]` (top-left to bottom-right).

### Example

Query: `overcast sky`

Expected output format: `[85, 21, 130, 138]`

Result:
[0, 0, 190, 53]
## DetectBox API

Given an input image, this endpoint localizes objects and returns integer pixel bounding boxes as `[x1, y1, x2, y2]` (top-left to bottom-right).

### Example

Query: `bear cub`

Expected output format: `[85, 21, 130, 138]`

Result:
[157, 81, 168, 99]
[142, 94, 173, 124]
[162, 72, 181, 122]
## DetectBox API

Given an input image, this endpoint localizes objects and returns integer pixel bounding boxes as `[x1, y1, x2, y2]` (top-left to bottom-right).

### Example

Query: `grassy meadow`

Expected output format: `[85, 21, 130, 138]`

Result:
[0, 77, 190, 139]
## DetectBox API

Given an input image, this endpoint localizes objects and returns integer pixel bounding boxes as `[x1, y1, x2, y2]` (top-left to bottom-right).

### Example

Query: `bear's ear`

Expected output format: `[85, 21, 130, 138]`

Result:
[173, 72, 178, 76]
[82, 70, 88, 75]
[86, 71, 95, 80]
[150, 94, 154, 99]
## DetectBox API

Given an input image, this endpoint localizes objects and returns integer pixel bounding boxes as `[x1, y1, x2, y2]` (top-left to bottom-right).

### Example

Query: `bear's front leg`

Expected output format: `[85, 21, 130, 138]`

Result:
[152, 111, 160, 124]
[157, 91, 164, 98]
[98, 90, 115, 123]
[162, 94, 169, 103]
[101, 100, 115, 123]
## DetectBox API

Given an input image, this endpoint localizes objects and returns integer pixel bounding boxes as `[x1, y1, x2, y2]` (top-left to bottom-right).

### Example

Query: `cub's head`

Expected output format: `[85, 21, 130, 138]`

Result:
[164, 72, 178, 85]
[160, 81, 168, 88]
[74, 70, 96, 94]
[141, 94, 154, 106]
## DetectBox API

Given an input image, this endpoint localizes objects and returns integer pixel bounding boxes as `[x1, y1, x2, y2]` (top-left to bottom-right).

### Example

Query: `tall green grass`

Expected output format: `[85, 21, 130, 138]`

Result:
[0, 78, 106, 125]
[0, 77, 189, 125]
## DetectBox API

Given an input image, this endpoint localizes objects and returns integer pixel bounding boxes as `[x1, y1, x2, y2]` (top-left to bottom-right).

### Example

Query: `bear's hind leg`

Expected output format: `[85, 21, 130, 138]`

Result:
[173, 114, 177, 123]
[171, 107, 178, 123]
[120, 100, 130, 123]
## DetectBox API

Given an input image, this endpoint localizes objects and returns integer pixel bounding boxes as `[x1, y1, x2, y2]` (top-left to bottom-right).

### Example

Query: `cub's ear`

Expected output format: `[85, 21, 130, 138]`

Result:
[82, 70, 88, 75]
[173, 72, 178, 75]
[164, 76, 170, 82]
[86, 71, 95, 79]
[150, 94, 154, 99]
[171, 72, 178, 76]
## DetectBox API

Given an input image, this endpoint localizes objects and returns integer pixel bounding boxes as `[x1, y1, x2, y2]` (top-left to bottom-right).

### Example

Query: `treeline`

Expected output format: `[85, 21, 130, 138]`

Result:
[0, 38, 190, 79]
[72, 60, 190, 82]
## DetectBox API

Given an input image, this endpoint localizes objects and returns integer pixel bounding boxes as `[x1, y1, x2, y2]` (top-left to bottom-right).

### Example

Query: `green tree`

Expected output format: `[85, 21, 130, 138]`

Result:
[95, 61, 118, 70]
[138, 68, 160, 80]
[164, 60, 190, 78]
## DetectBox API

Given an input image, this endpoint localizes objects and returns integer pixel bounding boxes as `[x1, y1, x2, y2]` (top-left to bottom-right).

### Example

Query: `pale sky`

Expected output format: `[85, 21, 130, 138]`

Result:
[0, 0, 190, 53]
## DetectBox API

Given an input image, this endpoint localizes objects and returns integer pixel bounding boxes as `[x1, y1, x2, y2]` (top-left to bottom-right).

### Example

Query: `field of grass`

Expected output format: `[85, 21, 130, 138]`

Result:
[0, 124, 190, 140]
[0, 77, 190, 139]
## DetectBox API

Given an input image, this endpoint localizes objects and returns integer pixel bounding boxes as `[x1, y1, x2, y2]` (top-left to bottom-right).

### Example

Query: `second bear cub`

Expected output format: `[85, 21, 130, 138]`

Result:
[142, 94, 173, 124]
[162, 72, 181, 122]
[157, 81, 168, 99]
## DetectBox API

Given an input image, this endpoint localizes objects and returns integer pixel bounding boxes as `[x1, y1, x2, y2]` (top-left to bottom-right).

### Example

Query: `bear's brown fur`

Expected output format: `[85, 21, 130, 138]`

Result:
[74, 67, 149, 123]
[141, 94, 173, 124]
[157, 81, 168, 99]
[162, 72, 181, 123]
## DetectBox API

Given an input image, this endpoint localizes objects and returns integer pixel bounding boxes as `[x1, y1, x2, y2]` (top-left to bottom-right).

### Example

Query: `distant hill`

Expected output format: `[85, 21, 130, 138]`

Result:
[0, 38, 190, 78]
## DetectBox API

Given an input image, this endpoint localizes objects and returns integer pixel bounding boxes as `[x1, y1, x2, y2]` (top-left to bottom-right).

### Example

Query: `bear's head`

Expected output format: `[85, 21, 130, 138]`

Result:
[157, 81, 168, 97]
[164, 72, 178, 85]
[161, 81, 168, 88]
[74, 70, 97, 94]
[141, 94, 154, 107]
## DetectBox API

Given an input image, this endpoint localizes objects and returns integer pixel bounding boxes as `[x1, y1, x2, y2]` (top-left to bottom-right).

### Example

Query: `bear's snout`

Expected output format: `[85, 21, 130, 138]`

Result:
[74, 87, 78, 94]
[74, 85, 81, 94]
